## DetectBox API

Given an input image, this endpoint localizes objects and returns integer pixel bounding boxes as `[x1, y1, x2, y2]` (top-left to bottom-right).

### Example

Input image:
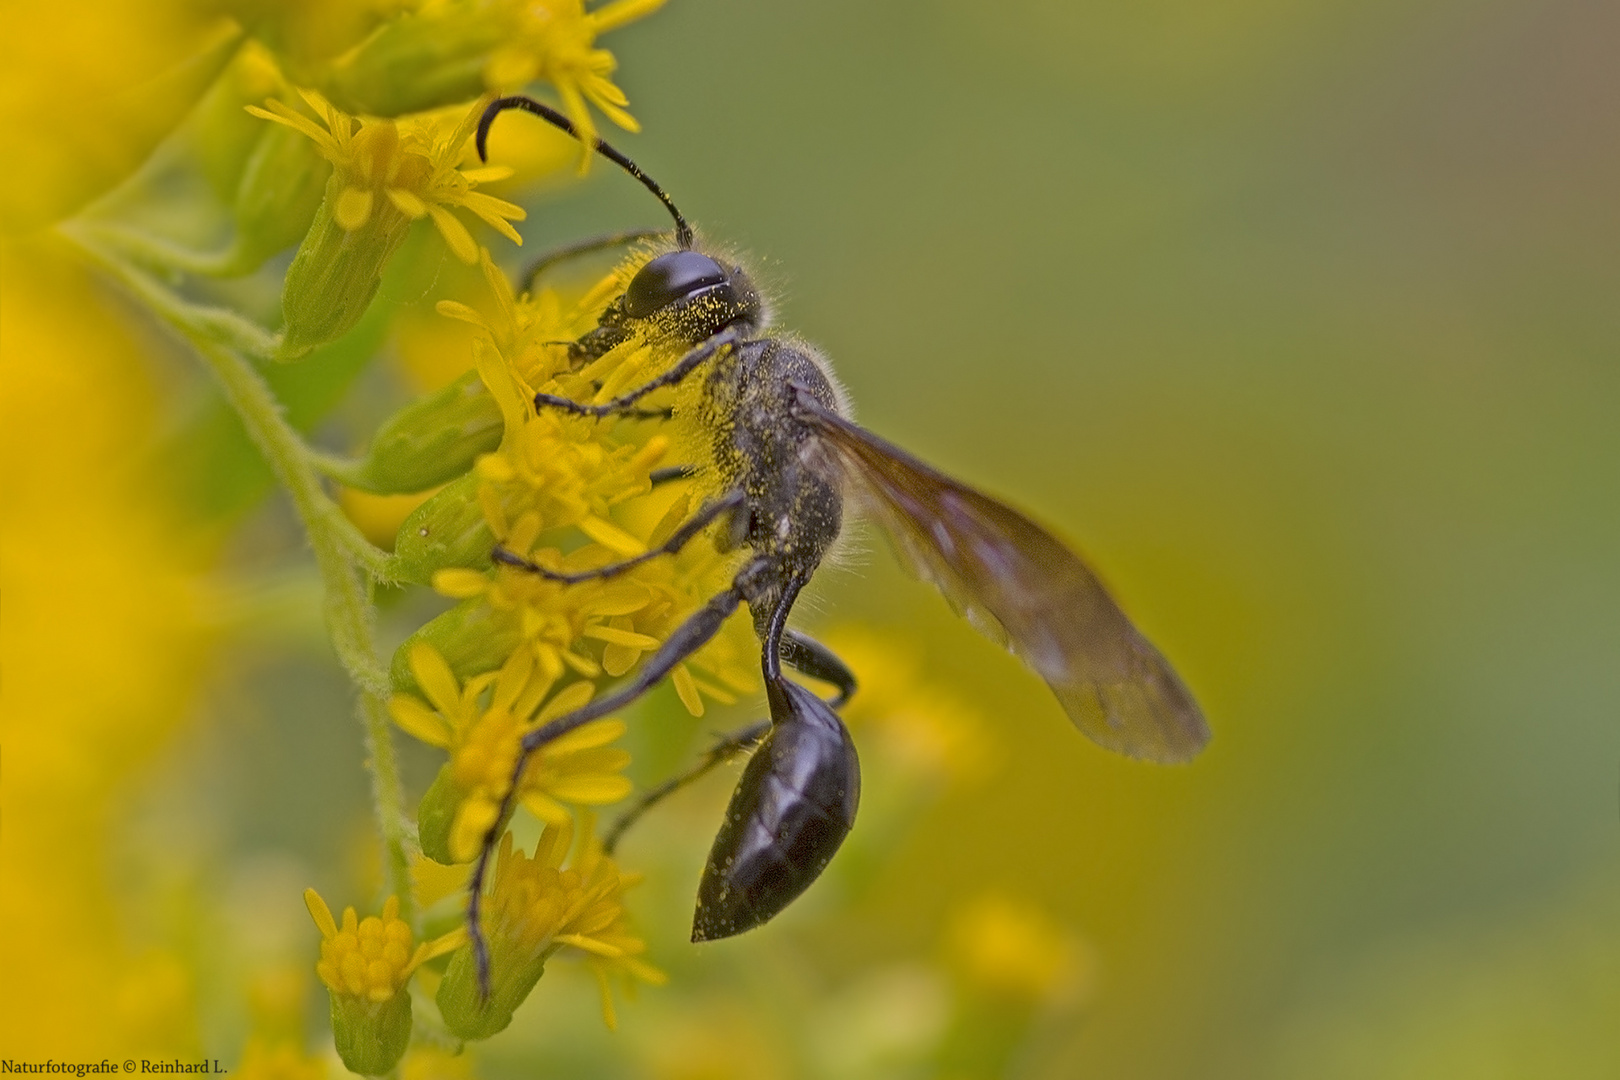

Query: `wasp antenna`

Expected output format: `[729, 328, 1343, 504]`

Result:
[477, 95, 694, 249]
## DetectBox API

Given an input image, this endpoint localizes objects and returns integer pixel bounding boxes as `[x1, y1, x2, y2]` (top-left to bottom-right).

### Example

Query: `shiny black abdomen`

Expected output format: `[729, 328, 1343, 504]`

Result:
[691, 680, 860, 941]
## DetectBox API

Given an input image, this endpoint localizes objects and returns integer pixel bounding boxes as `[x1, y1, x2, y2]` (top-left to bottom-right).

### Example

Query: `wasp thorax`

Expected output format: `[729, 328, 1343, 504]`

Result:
[625, 250, 762, 342]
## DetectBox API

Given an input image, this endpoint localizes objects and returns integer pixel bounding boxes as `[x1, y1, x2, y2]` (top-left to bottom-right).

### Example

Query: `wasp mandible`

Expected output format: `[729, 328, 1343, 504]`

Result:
[466, 96, 1210, 991]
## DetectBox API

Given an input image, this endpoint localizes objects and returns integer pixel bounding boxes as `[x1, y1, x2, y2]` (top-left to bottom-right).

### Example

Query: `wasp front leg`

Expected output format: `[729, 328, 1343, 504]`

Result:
[532, 327, 740, 418]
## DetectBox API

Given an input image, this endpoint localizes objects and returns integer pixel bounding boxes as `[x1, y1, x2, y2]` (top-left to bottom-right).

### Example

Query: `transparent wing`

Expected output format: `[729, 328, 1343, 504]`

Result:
[796, 391, 1209, 763]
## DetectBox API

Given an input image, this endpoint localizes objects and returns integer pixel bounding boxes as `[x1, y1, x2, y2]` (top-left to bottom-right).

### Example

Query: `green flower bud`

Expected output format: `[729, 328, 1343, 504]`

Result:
[389, 593, 522, 695]
[278, 168, 415, 359]
[188, 43, 288, 204]
[416, 763, 464, 866]
[346, 370, 503, 495]
[436, 936, 546, 1041]
[329, 991, 412, 1076]
[321, 6, 507, 117]
[224, 121, 331, 276]
[391, 473, 496, 585]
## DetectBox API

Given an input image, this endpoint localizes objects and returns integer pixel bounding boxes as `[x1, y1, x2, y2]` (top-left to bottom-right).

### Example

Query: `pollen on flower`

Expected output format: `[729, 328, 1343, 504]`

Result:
[247, 90, 525, 263]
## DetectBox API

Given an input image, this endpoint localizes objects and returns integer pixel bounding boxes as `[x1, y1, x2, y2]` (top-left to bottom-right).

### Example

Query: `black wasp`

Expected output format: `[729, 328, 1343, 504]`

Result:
[466, 96, 1210, 987]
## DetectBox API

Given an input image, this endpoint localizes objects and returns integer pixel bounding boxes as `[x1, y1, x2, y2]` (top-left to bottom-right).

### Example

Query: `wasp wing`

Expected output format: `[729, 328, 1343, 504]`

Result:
[795, 390, 1209, 763]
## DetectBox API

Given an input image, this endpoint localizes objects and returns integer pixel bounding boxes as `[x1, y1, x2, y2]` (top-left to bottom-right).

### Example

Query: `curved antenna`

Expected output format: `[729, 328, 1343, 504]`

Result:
[477, 95, 694, 249]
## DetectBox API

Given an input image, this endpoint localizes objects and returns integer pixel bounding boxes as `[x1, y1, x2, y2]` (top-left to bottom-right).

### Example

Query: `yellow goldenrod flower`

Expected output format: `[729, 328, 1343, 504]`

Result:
[483, 0, 666, 169]
[303, 889, 463, 1075]
[249, 91, 526, 355]
[305, 890, 459, 1003]
[390, 641, 634, 863]
[436, 817, 663, 1039]
[318, 0, 662, 148]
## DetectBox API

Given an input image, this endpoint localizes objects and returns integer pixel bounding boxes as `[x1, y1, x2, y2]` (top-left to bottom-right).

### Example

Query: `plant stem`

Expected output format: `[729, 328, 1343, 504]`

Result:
[66, 229, 417, 919]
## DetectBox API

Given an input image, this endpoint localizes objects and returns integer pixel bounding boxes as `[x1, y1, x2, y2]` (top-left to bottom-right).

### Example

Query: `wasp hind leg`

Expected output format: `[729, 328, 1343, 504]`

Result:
[601, 719, 772, 855]
[465, 563, 763, 995]
[779, 631, 857, 706]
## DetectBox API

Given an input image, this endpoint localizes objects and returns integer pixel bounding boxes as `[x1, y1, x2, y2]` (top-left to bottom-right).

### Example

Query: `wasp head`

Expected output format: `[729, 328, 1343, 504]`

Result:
[624, 249, 764, 344]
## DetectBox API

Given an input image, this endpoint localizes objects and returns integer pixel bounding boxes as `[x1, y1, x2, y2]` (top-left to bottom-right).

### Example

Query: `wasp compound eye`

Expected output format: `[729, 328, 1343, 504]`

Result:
[625, 251, 734, 318]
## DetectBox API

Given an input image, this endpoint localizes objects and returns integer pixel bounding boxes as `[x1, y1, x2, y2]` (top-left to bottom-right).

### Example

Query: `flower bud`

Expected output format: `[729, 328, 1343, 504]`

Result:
[278, 166, 415, 358]
[329, 991, 412, 1076]
[435, 933, 547, 1041]
[347, 370, 504, 494]
[390, 601, 524, 707]
[391, 473, 497, 585]
[320, 7, 507, 117]
[224, 121, 331, 276]
[188, 42, 287, 204]
[415, 763, 465, 866]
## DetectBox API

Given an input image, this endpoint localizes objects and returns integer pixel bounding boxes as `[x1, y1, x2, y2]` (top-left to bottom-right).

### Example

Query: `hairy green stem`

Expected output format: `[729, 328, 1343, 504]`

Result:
[65, 228, 416, 919]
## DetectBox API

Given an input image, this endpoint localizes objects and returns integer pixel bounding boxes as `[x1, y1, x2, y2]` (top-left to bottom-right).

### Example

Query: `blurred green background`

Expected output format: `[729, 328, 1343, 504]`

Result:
[69, 0, 1616, 1076]
[544, 1, 1619, 1076]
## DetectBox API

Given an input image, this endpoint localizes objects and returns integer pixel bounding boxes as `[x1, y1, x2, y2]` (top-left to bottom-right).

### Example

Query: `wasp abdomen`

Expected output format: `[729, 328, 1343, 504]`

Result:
[691, 680, 860, 942]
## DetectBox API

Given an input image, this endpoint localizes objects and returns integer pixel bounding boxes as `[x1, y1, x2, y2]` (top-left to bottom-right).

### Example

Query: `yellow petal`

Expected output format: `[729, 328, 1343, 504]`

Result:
[408, 642, 463, 717]
[434, 299, 487, 328]
[492, 647, 536, 714]
[333, 185, 374, 231]
[591, 582, 650, 616]
[386, 186, 427, 219]
[560, 649, 601, 678]
[428, 203, 478, 263]
[555, 933, 624, 959]
[672, 663, 704, 717]
[521, 790, 571, 826]
[549, 717, 627, 754]
[537, 680, 595, 723]
[582, 624, 659, 649]
[388, 694, 453, 748]
[432, 567, 490, 599]
[602, 643, 639, 677]
[588, 0, 666, 35]
[304, 888, 339, 939]
[460, 165, 514, 184]
[547, 775, 632, 804]
[578, 515, 644, 557]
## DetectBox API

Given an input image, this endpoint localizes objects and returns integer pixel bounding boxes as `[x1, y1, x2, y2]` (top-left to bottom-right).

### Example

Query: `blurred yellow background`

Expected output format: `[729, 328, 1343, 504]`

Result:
[3, 1, 1616, 1077]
